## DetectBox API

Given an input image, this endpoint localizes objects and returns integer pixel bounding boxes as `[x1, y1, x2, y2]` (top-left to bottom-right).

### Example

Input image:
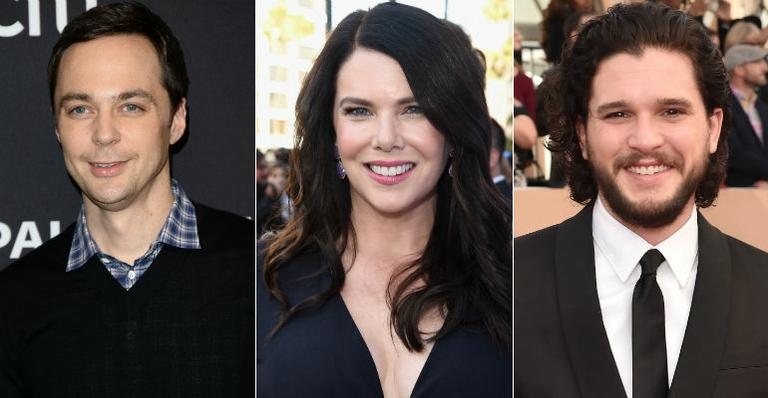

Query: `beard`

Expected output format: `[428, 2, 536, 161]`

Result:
[745, 73, 767, 88]
[590, 149, 707, 229]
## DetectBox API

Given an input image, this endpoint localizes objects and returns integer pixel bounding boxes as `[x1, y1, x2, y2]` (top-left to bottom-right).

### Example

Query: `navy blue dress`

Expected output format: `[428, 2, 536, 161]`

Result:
[257, 249, 511, 397]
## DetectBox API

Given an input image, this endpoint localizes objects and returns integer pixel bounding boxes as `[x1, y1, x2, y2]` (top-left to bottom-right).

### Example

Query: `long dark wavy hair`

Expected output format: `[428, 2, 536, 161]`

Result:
[263, 2, 511, 352]
[540, 1, 731, 207]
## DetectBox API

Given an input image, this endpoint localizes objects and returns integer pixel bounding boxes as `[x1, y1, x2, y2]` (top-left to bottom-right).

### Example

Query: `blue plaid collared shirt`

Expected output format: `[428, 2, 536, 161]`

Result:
[66, 179, 202, 289]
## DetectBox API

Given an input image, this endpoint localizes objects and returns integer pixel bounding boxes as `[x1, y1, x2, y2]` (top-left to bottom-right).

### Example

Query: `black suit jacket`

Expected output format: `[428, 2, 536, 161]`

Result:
[726, 93, 768, 186]
[515, 205, 768, 397]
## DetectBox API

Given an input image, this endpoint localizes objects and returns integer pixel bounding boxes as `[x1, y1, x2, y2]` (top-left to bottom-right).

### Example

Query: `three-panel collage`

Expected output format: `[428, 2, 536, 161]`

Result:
[3, 0, 767, 396]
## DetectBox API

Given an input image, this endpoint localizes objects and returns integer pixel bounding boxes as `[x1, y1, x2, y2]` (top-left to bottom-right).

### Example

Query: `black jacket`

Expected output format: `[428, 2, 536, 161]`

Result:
[0, 204, 255, 398]
[515, 205, 768, 397]
[726, 93, 768, 186]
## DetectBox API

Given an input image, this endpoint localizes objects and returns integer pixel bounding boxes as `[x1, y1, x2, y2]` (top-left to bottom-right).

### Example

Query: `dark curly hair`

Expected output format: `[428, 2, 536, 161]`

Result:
[263, 2, 511, 352]
[540, 1, 730, 207]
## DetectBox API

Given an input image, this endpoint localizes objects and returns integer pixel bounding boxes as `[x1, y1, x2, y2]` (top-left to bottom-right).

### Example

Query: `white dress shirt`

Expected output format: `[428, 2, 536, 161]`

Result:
[592, 198, 698, 398]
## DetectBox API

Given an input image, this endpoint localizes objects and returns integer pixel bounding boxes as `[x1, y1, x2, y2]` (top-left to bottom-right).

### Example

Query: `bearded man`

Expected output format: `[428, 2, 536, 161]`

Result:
[724, 44, 768, 187]
[515, 2, 768, 397]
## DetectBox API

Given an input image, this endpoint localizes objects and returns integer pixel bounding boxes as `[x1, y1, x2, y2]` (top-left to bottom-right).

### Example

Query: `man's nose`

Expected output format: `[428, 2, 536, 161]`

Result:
[627, 115, 663, 153]
[92, 112, 120, 146]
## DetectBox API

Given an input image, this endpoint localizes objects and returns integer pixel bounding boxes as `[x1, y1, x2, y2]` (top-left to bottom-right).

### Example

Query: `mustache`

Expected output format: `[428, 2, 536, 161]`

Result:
[613, 151, 680, 170]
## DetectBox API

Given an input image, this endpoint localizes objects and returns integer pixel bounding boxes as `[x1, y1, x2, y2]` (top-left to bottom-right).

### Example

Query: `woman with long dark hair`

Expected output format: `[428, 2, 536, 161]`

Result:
[257, 3, 511, 397]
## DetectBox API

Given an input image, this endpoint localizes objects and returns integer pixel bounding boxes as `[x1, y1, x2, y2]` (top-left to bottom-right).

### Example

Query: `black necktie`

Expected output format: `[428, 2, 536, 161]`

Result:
[633, 249, 668, 398]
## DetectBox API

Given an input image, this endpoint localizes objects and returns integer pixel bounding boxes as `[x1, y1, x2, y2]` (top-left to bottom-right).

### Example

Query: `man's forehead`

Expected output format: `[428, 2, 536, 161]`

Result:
[593, 48, 696, 78]
[60, 33, 158, 64]
[55, 34, 168, 102]
[58, 89, 159, 105]
[588, 48, 703, 108]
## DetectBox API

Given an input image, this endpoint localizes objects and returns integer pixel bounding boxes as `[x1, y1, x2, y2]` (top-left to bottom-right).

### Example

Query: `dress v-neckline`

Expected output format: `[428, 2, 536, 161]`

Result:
[333, 293, 442, 398]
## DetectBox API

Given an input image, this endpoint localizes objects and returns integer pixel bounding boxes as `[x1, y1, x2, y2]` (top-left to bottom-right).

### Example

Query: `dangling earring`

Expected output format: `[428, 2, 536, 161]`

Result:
[448, 148, 455, 177]
[335, 145, 346, 180]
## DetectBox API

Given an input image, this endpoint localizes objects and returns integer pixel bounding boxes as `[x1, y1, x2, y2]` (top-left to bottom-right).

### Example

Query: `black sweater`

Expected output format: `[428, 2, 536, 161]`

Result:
[0, 204, 254, 398]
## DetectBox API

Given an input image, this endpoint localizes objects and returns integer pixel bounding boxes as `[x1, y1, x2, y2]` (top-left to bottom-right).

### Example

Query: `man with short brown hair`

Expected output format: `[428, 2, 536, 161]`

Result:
[0, 3, 254, 397]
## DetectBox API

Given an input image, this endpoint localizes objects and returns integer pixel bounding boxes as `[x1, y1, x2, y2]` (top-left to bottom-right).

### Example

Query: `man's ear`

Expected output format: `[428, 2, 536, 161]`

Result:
[52, 105, 61, 143]
[707, 108, 724, 155]
[169, 98, 187, 145]
[731, 65, 743, 79]
[576, 118, 588, 160]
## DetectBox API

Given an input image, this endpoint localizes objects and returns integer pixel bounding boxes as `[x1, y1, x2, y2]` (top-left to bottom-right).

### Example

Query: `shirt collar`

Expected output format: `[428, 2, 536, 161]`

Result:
[731, 84, 757, 107]
[592, 197, 698, 287]
[66, 179, 201, 272]
[492, 175, 506, 184]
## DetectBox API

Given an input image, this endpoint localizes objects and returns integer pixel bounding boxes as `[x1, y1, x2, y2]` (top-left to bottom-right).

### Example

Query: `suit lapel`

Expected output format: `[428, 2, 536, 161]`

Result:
[668, 213, 731, 397]
[733, 95, 767, 150]
[555, 205, 627, 398]
[756, 100, 768, 152]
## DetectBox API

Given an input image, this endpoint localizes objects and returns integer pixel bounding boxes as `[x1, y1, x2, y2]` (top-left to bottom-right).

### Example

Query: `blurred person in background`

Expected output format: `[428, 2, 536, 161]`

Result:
[723, 44, 768, 187]
[685, 0, 731, 52]
[541, 0, 594, 65]
[563, 9, 599, 45]
[490, 119, 512, 200]
[514, 29, 537, 121]
[272, 147, 291, 166]
[257, 149, 268, 198]
[513, 100, 538, 180]
[260, 163, 292, 235]
[724, 20, 765, 51]
[258, 3, 511, 397]
[258, 148, 292, 236]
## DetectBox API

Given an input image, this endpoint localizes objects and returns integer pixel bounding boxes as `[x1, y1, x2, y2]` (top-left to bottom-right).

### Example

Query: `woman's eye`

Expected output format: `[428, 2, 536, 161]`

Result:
[343, 107, 371, 117]
[404, 105, 423, 115]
